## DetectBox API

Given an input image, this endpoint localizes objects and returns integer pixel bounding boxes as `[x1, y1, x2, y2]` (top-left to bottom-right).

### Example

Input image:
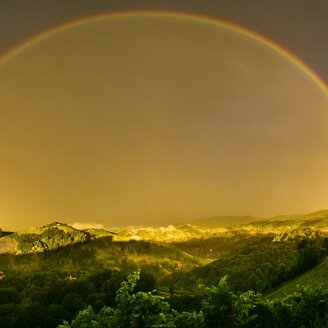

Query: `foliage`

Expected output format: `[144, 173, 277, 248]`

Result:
[60, 270, 176, 328]
[0, 268, 157, 328]
[164, 235, 328, 294]
[64, 272, 328, 328]
[201, 276, 236, 327]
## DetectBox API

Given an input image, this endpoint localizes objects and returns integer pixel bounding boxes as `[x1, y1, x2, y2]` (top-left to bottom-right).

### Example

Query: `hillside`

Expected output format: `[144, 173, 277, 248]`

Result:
[0, 236, 14, 255]
[3, 222, 115, 255]
[190, 209, 328, 228]
[0, 235, 210, 284]
[304, 209, 328, 220]
[3, 209, 328, 255]
[190, 215, 259, 227]
[267, 257, 328, 299]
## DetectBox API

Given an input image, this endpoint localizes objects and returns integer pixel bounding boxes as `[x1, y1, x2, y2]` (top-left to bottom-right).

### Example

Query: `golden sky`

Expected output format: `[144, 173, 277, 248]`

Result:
[0, 17, 327, 229]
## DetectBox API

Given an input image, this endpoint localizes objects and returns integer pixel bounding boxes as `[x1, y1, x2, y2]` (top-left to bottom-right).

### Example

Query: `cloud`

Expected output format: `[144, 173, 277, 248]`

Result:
[71, 222, 105, 230]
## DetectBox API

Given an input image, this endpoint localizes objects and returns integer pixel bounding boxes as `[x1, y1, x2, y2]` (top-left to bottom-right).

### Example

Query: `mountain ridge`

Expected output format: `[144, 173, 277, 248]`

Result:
[190, 209, 328, 228]
[2, 209, 328, 255]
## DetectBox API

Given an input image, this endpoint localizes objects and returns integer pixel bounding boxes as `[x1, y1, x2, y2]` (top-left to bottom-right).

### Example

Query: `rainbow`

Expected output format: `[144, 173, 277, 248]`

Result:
[0, 10, 327, 97]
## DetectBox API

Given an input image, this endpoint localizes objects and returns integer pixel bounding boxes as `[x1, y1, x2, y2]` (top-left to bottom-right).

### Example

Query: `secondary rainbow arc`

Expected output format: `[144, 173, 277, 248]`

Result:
[0, 10, 327, 97]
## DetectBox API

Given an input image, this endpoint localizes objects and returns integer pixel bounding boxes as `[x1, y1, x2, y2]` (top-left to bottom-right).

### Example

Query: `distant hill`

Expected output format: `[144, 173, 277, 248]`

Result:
[190, 209, 328, 228]
[190, 215, 259, 227]
[8, 221, 115, 255]
[268, 209, 328, 222]
[304, 209, 328, 220]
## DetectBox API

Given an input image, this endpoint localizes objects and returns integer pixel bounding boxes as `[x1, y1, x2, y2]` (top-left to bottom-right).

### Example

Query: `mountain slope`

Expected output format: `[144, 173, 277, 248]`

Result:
[267, 257, 328, 299]
[190, 215, 259, 227]
[9, 222, 115, 255]
[190, 209, 328, 228]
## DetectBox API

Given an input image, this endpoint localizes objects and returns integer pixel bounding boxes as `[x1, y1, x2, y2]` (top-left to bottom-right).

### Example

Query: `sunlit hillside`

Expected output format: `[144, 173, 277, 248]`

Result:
[1, 210, 328, 256]
[0, 222, 115, 255]
[112, 210, 328, 243]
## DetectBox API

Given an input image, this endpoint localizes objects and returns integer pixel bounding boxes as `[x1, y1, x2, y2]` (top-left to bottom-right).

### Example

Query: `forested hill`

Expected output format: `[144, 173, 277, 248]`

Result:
[190, 209, 328, 228]
[267, 257, 328, 299]
[0, 222, 115, 255]
[190, 215, 258, 227]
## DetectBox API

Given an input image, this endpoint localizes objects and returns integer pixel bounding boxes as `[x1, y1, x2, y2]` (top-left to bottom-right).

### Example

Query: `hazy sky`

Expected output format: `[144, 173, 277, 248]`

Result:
[0, 1, 327, 230]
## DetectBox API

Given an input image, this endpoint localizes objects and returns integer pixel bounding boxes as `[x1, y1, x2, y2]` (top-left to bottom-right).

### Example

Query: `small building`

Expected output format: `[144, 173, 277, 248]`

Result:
[173, 260, 182, 268]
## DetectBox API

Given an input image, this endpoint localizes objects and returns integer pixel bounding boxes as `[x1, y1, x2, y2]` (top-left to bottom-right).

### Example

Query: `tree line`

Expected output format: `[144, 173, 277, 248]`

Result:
[61, 270, 328, 328]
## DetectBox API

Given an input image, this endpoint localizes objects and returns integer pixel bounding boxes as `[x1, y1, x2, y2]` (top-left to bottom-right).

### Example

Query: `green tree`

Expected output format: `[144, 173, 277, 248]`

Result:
[60, 270, 176, 328]
[201, 276, 236, 328]
[235, 291, 275, 328]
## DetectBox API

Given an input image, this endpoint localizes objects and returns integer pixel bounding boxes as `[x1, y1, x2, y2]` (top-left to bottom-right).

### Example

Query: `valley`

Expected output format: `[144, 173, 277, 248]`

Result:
[1, 210, 328, 327]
